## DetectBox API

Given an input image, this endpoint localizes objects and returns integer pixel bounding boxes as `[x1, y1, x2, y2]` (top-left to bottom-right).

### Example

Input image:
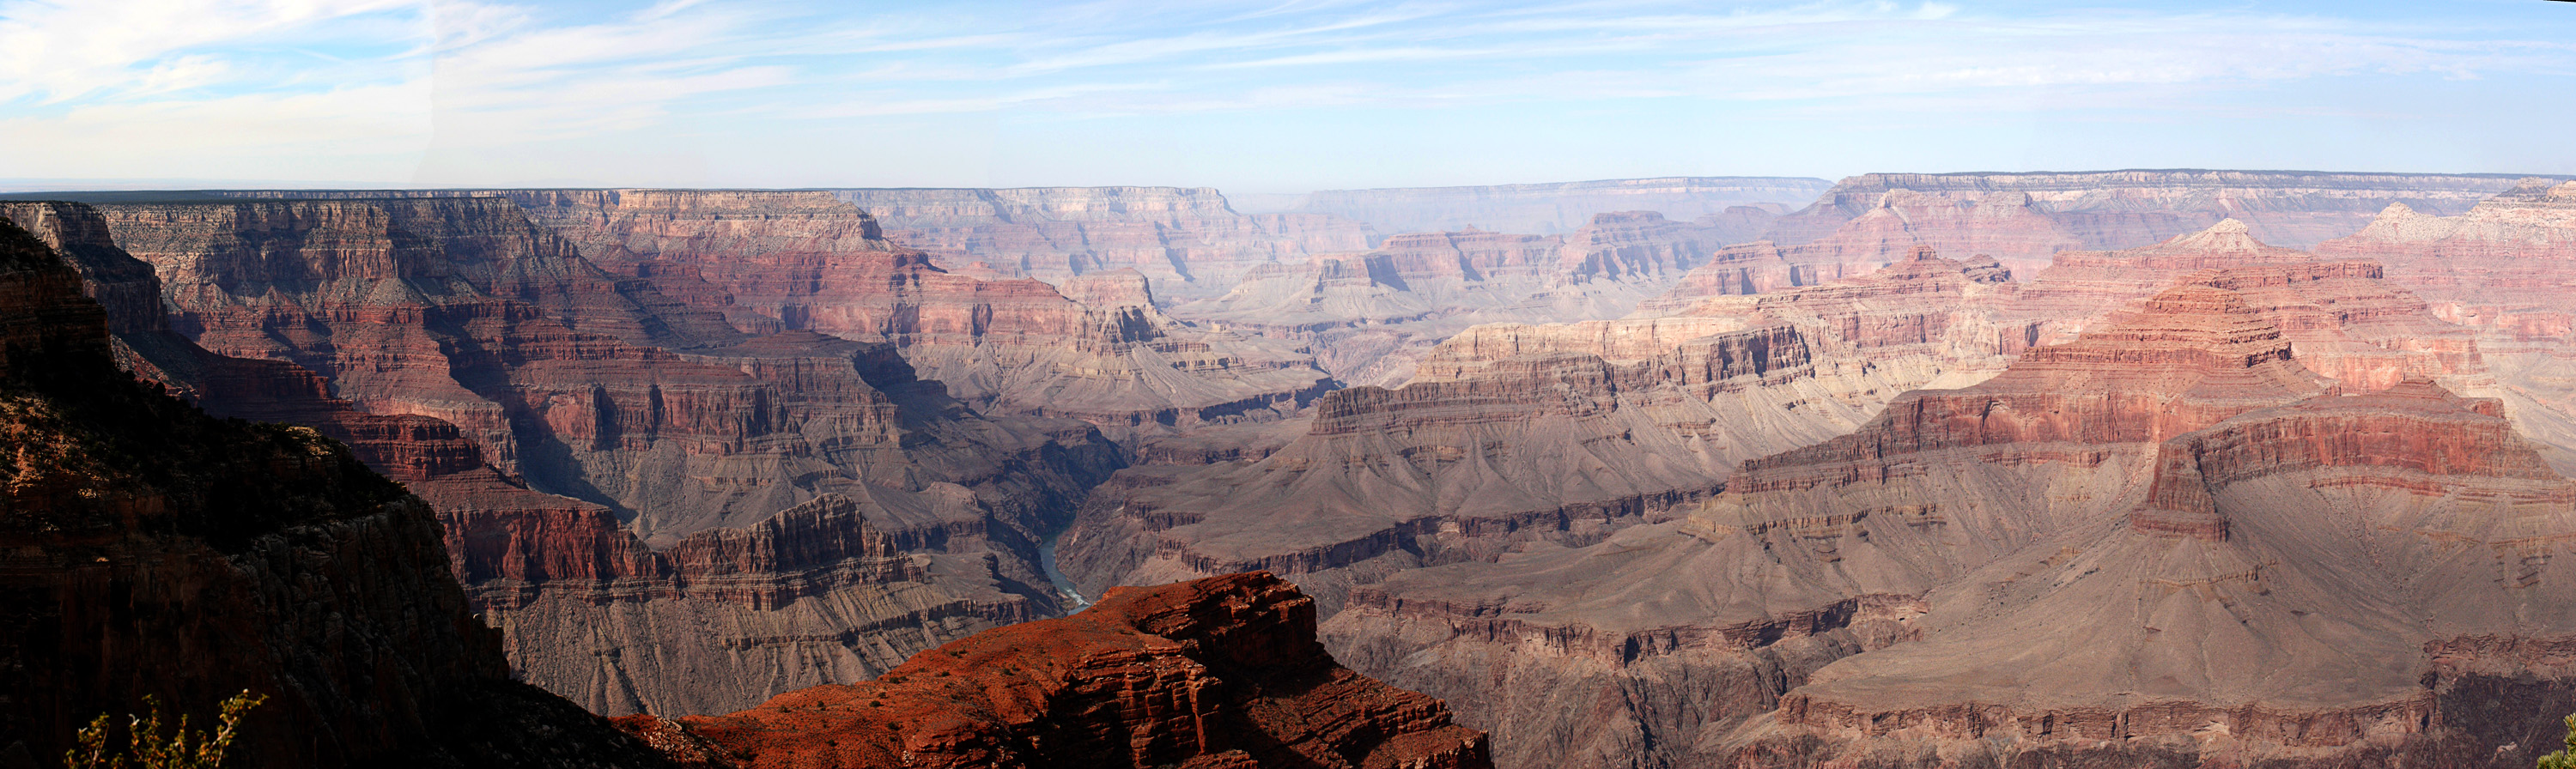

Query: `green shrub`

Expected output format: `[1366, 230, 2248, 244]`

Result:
[64, 691, 266, 769]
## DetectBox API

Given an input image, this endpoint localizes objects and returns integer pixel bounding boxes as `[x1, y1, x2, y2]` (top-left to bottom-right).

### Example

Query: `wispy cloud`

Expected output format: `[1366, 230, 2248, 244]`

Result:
[3, 0, 2572, 186]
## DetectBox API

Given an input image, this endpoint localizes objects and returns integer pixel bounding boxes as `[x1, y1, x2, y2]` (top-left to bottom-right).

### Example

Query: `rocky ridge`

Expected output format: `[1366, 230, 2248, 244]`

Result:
[617, 572, 1492, 769]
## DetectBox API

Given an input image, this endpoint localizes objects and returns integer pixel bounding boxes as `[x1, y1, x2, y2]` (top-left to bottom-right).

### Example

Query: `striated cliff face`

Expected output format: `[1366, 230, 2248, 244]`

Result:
[1180, 211, 1759, 386]
[1319, 279, 2362, 769]
[0, 215, 674, 767]
[1767, 169, 2534, 251]
[616, 572, 1492, 769]
[48, 196, 1130, 717]
[835, 186, 1369, 301]
[483, 189, 1337, 443]
[1283, 176, 1832, 239]
[1630, 195, 2056, 318]
[2316, 179, 2576, 465]
[1061, 247, 2032, 621]
[1746, 379, 2576, 768]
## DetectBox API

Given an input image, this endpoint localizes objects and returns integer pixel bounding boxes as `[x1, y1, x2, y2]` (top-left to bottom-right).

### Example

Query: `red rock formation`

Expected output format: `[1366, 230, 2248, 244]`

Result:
[0, 215, 673, 767]
[835, 186, 1370, 300]
[618, 572, 1492, 769]
[1767, 170, 2531, 250]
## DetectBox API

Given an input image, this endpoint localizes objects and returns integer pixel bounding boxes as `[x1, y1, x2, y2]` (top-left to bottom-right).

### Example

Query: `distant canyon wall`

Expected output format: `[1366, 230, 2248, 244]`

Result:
[1284, 176, 1835, 239]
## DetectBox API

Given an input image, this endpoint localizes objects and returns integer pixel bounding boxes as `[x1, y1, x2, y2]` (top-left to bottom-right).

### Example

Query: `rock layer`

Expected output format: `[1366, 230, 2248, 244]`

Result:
[1319, 278, 2353, 769]
[1064, 248, 2032, 619]
[1180, 211, 1760, 385]
[46, 196, 1127, 717]
[1768, 169, 2534, 251]
[1284, 177, 1832, 239]
[836, 186, 1370, 300]
[0, 215, 673, 767]
[620, 572, 1492, 769]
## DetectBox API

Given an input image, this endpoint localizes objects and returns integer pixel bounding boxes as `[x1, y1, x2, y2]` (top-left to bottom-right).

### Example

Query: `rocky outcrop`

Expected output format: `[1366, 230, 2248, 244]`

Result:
[835, 186, 1370, 300]
[618, 572, 1492, 769]
[1179, 211, 1748, 386]
[0, 215, 674, 767]
[1768, 169, 2534, 251]
[1063, 248, 2032, 620]
[1283, 177, 1832, 239]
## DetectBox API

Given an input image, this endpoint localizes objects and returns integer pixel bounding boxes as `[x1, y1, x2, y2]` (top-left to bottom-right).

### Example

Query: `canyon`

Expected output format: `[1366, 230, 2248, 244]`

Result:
[1, 208, 1485, 769]
[12, 169, 2576, 769]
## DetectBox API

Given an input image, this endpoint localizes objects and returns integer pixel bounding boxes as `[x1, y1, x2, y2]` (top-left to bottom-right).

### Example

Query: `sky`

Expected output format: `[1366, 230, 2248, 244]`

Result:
[3, 0, 2573, 193]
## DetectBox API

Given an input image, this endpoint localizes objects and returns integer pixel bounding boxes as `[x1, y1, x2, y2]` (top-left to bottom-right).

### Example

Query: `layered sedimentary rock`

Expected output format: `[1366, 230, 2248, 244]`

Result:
[1283, 177, 1833, 238]
[1180, 211, 1756, 386]
[1742, 379, 2576, 767]
[1632, 193, 2078, 317]
[0, 215, 672, 767]
[834, 186, 1369, 300]
[618, 572, 1492, 769]
[1319, 282, 2349, 768]
[473, 189, 1335, 441]
[1768, 169, 2532, 251]
[2318, 179, 2576, 462]
[1063, 247, 2033, 619]
[59, 196, 1128, 717]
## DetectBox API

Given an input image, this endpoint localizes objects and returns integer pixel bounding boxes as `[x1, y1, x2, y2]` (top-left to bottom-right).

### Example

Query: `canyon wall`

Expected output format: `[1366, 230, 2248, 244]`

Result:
[1283, 176, 1833, 238]
[0, 215, 674, 767]
[1741, 379, 2576, 768]
[1767, 169, 2535, 253]
[835, 186, 1370, 301]
[1177, 210, 1762, 385]
[24, 196, 1131, 718]
[1061, 246, 2033, 620]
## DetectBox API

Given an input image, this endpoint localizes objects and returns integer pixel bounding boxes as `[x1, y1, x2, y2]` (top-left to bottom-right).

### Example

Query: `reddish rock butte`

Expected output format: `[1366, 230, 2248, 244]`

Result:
[617, 572, 1492, 769]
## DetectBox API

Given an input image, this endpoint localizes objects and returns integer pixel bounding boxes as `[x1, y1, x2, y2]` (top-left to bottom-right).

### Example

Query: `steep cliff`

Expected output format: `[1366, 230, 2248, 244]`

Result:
[1284, 176, 1832, 238]
[57, 196, 1128, 717]
[0, 215, 673, 767]
[1180, 211, 1750, 385]
[835, 186, 1369, 301]
[2316, 179, 2576, 463]
[1769, 169, 2533, 251]
[617, 572, 1492, 769]
[483, 189, 1335, 443]
[1062, 248, 2032, 619]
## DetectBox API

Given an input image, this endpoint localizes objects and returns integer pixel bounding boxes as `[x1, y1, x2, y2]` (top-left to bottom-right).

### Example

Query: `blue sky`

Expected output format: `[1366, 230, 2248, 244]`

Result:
[3, 0, 2573, 192]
